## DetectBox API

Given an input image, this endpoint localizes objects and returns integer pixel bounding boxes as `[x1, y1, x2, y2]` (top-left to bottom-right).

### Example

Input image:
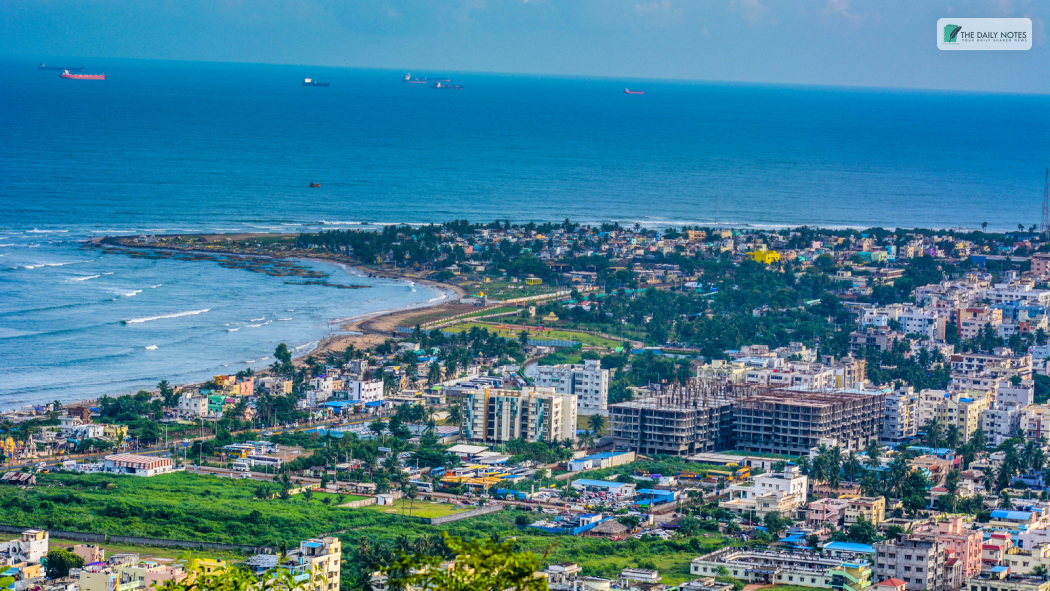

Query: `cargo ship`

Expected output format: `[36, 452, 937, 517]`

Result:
[623, 88, 644, 94]
[430, 82, 463, 89]
[60, 70, 104, 80]
[39, 63, 84, 71]
[302, 78, 330, 87]
[402, 73, 427, 83]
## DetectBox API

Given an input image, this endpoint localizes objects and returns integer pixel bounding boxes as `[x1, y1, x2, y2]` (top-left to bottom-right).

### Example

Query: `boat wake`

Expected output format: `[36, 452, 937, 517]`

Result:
[144, 345, 158, 350]
[122, 308, 210, 325]
[71, 274, 101, 282]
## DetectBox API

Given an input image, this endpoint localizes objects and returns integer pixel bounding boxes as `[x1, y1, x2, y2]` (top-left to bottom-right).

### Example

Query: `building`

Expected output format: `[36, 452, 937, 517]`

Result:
[462, 387, 577, 444]
[734, 389, 886, 455]
[102, 454, 175, 477]
[533, 359, 610, 413]
[882, 388, 919, 444]
[0, 529, 48, 565]
[965, 569, 1050, 591]
[850, 327, 902, 354]
[845, 497, 886, 527]
[746, 250, 781, 265]
[609, 383, 749, 456]
[690, 547, 872, 590]
[570, 479, 636, 496]
[177, 394, 209, 419]
[873, 535, 950, 591]
[936, 517, 982, 580]
[286, 537, 341, 591]
[918, 389, 992, 443]
[344, 379, 384, 403]
[696, 360, 748, 385]
[807, 497, 851, 528]
[720, 465, 809, 519]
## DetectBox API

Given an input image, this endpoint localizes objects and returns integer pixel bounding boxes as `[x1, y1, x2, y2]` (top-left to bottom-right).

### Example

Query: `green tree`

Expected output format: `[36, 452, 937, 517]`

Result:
[588, 414, 606, 435]
[384, 534, 547, 591]
[763, 511, 790, 536]
[45, 549, 85, 579]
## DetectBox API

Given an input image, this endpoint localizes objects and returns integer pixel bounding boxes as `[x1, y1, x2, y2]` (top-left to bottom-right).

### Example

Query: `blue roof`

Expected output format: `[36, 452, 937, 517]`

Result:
[780, 534, 806, 543]
[303, 542, 323, 548]
[991, 566, 1009, 573]
[577, 452, 625, 461]
[991, 510, 1033, 521]
[823, 542, 875, 553]
[365, 400, 383, 407]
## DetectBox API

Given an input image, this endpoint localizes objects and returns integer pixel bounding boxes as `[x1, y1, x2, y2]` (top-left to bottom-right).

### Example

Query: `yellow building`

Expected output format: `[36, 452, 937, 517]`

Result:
[525, 277, 543, 285]
[746, 250, 781, 264]
[845, 496, 886, 527]
[188, 558, 228, 576]
[288, 537, 342, 591]
[104, 424, 128, 442]
[934, 390, 992, 442]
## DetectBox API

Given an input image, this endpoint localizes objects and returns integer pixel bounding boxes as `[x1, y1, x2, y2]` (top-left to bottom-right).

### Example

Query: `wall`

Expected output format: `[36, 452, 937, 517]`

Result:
[0, 525, 267, 552]
[424, 504, 502, 525]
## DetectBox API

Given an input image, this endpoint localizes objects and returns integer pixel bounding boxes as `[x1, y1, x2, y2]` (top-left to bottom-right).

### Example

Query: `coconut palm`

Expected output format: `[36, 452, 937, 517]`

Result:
[588, 414, 606, 435]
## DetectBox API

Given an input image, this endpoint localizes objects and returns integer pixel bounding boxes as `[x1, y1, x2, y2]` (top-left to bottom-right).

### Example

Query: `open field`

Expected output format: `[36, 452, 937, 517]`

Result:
[365, 499, 474, 519]
[444, 321, 622, 349]
[0, 472, 381, 546]
[469, 281, 562, 301]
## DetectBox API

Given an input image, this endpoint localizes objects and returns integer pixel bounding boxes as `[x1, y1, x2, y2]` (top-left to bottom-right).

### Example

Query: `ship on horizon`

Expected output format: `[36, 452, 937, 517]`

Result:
[402, 73, 427, 83]
[60, 70, 104, 80]
[623, 88, 644, 94]
[39, 63, 84, 71]
[430, 82, 463, 89]
[302, 78, 330, 87]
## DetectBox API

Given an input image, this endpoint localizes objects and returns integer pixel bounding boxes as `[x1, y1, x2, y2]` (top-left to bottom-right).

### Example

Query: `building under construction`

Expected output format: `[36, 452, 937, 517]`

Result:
[734, 389, 886, 455]
[610, 383, 886, 456]
[609, 382, 762, 456]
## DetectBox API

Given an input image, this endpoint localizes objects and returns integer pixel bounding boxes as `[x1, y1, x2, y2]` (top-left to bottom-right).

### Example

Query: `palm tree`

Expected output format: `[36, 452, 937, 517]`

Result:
[447, 405, 461, 426]
[923, 420, 944, 449]
[864, 440, 882, 470]
[945, 424, 961, 449]
[843, 451, 862, 483]
[588, 414, 606, 435]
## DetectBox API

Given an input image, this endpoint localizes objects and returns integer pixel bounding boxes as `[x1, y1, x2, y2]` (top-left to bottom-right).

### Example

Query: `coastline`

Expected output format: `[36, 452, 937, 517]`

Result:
[92, 233, 468, 369]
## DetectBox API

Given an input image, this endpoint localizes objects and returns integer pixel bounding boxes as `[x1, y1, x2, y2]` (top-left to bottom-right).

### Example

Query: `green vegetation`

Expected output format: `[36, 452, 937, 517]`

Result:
[444, 321, 622, 349]
[386, 535, 547, 591]
[366, 500, 472, 520]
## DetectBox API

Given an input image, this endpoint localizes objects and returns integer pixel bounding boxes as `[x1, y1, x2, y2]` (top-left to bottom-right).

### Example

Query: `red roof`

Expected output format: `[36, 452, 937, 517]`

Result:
[877, 579, 907, 587]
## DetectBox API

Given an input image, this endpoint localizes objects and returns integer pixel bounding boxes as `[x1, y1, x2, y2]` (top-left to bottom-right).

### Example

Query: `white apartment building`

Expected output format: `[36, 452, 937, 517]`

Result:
[951, 350, 1032, 380]
[462, 387, 578, 444]
[719, 465, 809, 518]
[985, 281, 1050, 307]
[882, 387, 919, 444]
[344, 379, 384, 403]
[860, 304, 947, 340]
[177, 393, 209, 418]
[745, 362, 835, 389]
[533, 359, 609, 413]
[958, 308, 1003, 340]
[1021, 405, 1050, 442]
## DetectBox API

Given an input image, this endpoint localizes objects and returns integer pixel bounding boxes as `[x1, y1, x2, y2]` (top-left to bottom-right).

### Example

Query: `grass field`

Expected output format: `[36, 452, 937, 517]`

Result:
[470, 281, 561, 301]
[365, 499, 473, 519]
[445, 321, 622, 349]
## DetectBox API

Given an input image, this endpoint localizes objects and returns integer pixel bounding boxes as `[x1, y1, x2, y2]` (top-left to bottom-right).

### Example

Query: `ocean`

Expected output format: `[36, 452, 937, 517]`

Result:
[1, 57, 1048, 408]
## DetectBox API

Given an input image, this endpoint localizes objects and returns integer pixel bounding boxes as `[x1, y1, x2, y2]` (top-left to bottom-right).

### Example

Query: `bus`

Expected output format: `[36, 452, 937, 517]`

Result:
[409, 480, 433, 493]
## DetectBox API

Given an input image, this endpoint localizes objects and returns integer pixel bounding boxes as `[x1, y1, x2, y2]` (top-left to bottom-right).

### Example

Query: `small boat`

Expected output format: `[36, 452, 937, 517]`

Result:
[430, 82, 463, 89]
[309, 183, 321, 188]
[623, 88, 644, 94]
[302, 78, 330, 87]
[60, 70, 104, 80]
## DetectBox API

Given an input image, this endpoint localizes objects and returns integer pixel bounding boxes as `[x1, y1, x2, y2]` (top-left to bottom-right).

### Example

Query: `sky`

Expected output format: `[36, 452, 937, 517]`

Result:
[2, 0, 1047, 93]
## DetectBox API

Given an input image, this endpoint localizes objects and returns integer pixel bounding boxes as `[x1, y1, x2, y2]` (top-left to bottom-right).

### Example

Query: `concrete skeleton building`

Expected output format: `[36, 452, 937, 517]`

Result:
[733, 389, 886, 455]
[462, 387, 577, 444]
[609, 382, 761, 456]
[873, 535, 950, 591]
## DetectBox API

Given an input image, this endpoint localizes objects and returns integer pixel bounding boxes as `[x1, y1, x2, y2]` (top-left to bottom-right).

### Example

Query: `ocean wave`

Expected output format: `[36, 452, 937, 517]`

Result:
[277, 318, 292, 321]
[102, 272, 114, 275]
[249, 317, 266, 322]
[149, 284, 162, 288]
[0, 244, 14, 247]
[123, 308, 210, 324]
[23, 260, 89, 269]
[144, 345, 158, 350]
[245, 323, 264, 328]
[227, 328, 240, 332]
[71, 275, 101, 282]
[121, 290, 143, 297]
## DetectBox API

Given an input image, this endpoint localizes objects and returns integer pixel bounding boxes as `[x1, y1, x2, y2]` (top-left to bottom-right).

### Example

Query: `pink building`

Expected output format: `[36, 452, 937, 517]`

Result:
[937, 517, 982, 578]
[806, 498, 849, 528]
[981, 532, 1015, 568]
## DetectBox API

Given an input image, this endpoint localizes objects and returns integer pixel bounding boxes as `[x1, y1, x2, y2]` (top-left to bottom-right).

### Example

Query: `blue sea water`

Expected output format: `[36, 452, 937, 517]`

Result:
[0, 57, 1048, 408]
